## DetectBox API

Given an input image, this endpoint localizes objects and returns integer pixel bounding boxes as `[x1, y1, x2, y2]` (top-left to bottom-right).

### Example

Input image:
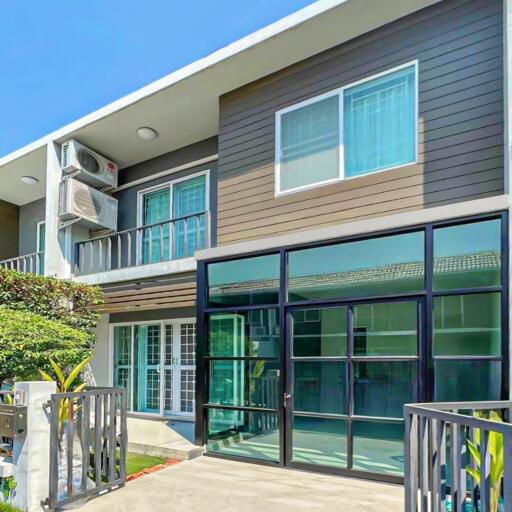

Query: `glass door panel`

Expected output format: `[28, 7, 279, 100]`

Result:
[287, 300, 420, 477]
[289, 306, 348, 469]
[141, 187, 171, 264]
[134, 325, 161, 413]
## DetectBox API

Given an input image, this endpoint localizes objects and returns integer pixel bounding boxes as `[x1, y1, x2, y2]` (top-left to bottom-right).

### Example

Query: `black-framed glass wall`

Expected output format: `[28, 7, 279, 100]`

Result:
[195, 212, 508, 482]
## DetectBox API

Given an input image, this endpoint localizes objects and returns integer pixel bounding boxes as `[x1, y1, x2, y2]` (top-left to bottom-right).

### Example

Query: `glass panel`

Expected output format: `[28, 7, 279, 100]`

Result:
[293, 361, 346, 415]
[180, 323, 196, 365]
[434, 360, 501, 402]
[433, 219, 501, 290]
[353, 361, 417, 418]
[208, 309, 279, 357]
[180, 369, 195, 413]
[288, 231, 424, 301]
[133, 325, 161, 413]
[173, 175, 206, 258]
[292, 416, 347, 468]
[207, 408, 280, 462]
[344, 65, 416, 177]
[142, 187, 170, 264]
[209, 360, 280, 409]
[164, 369, 173, 413]
[280, 95, 340, 192]
[208, 254, 280, 307]
[113, 326, 132, 408]
[433, 293, 501, 356]
[292, 307, 347, 357]
[353, 302, 417, 356]
[352, 421, 404, 475]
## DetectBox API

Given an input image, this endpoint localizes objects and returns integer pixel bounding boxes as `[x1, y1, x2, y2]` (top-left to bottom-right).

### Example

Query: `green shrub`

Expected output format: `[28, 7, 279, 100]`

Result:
[0, 502, 23, 512]
[0, 308, 91, 384]
[0, 267, 102, 340]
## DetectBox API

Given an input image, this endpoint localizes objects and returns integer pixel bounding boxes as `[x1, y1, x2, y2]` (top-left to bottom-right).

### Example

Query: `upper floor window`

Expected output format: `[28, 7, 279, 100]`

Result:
[138, 172, 208, 263]
[275, 62, 417, 195]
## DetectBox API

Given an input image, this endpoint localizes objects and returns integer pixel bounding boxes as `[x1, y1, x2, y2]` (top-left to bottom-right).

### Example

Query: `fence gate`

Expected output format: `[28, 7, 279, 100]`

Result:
[46, 387, 127, 510]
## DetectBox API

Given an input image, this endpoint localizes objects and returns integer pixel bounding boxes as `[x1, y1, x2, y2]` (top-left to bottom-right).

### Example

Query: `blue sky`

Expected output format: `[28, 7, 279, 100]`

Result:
[0, 0, 313, 157]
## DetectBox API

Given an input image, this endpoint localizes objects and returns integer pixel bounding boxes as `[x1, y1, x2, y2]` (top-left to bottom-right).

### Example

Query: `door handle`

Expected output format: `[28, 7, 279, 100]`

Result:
[284, 393, 292, 407]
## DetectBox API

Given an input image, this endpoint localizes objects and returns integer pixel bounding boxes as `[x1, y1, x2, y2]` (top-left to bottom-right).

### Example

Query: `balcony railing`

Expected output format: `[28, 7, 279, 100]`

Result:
[405, 401, 512, 512]
[0, 251, 44, 275]
[74, 211, 210, 276]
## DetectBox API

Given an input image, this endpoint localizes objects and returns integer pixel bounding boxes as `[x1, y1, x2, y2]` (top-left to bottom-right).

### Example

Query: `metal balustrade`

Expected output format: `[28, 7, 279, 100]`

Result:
[404, 401, 512, 512]
[74, 211, 210, 276]
[0, 251, 44, 275]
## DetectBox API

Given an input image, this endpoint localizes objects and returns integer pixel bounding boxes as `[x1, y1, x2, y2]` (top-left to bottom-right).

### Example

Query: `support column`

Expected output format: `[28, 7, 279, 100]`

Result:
[44, 141, 72, 278]
[12, 381, 56, 512]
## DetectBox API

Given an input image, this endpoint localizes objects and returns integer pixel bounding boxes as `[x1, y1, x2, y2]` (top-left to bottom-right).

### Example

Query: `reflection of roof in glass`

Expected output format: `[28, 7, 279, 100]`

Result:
[209, 252, 500, 294]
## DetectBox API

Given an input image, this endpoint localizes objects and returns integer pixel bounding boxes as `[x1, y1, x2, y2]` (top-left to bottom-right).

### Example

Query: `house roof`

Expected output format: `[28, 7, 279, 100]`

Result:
[0, 0, 441, 205]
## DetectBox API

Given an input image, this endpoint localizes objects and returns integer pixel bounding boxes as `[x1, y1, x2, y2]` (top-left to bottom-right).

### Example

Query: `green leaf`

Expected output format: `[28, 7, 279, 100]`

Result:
[466, 466, 481, 485]
[63, 356, 93, 391]
[49, 358, 65, 385]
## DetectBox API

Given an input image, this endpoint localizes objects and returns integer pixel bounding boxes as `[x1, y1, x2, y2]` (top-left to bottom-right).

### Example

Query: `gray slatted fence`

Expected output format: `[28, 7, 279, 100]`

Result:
[404, 401, 512, 512]
[46, 387, 127, 510]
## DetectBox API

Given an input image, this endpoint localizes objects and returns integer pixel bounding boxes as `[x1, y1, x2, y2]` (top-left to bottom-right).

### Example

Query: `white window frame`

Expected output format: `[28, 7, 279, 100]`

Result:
[110, 318, 196, 418]
[135, 169, 210, 263]
[274, 60, 419, 197]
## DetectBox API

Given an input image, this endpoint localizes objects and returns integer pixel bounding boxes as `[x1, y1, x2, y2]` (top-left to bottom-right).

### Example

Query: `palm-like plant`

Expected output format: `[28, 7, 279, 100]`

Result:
[466, 411, 504, 512]
[39, 356, 92, 424]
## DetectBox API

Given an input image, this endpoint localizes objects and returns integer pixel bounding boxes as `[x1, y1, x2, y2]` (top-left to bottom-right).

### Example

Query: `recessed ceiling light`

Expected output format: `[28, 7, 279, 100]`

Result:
[136, 127, 159, 140]
[21, 176, 39, 185]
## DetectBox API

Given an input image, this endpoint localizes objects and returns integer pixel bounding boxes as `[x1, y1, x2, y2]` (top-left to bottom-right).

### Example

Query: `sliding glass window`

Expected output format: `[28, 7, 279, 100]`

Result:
[276, 63, 417, 195]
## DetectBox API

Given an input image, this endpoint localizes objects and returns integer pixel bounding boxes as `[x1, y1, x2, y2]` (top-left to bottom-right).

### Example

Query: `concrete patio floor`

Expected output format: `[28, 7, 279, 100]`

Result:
[80, 456, 404, 512]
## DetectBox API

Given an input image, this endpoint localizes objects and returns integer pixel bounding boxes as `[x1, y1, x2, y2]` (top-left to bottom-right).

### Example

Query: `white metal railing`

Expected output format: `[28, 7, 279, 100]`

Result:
[0, 251, 44, 275]
[74, 211, 210, 276]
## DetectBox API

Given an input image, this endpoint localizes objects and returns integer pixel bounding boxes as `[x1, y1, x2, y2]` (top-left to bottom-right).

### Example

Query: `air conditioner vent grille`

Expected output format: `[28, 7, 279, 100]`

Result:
[73, 188, 102, 218]
[62, 143, 70, 169]
[77, 149, 101, 175]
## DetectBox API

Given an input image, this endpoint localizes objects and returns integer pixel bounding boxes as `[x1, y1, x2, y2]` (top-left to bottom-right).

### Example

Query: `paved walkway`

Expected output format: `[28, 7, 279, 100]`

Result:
[80, 456, 404, 512]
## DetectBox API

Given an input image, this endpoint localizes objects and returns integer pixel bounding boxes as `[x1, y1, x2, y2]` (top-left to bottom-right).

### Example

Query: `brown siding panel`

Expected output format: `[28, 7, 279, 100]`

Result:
[96, 272, 196, 314]
[217, 0, 504, 245]
[0, 200, 19, 261]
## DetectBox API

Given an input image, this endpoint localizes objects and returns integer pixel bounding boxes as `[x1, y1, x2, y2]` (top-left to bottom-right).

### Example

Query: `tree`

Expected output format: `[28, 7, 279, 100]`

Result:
[0, 308, 91, 385]
[0, 267, 102, 342]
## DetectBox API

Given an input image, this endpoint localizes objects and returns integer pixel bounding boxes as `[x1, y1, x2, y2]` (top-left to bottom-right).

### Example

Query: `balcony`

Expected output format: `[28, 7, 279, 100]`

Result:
[74, 211, 210, 276]
[405, 401, 512, 512]
[0, 251, 44, 275]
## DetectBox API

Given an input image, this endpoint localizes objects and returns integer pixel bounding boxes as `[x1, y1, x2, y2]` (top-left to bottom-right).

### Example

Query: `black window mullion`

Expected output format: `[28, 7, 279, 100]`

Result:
[347, 305, 354, 470]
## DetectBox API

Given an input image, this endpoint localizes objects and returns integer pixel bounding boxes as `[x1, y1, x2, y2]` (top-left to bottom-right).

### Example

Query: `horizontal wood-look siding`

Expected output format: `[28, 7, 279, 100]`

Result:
[96, 272, 196, 314]
[0, 200, 19, 260]
[217, 0, 504, 245]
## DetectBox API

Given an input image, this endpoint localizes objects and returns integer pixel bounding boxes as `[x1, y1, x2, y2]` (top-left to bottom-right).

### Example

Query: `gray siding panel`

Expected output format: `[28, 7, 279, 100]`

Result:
[216, 0, 504, 244]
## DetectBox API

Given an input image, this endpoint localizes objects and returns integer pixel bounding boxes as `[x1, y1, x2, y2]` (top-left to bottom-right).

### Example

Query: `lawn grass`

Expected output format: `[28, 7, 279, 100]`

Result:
[126, 452, 167, 476]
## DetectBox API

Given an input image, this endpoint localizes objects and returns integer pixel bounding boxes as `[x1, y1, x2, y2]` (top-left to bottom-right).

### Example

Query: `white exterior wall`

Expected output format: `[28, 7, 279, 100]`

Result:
[89, 314, 112, 387]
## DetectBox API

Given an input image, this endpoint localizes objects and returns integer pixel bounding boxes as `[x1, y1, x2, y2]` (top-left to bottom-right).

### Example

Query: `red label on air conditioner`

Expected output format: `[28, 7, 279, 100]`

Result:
[107, 162, 115, 171]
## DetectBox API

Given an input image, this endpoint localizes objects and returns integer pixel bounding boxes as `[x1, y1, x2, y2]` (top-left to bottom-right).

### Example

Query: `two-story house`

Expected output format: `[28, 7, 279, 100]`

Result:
[0, 0, 509, 484]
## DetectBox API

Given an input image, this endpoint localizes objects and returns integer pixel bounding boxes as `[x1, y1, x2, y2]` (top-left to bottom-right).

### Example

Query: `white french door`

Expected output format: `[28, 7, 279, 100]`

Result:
[113, 319, 196, 417]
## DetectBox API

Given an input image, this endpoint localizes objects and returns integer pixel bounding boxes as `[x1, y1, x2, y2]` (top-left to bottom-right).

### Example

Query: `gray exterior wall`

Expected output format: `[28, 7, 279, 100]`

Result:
[18, 198, 45, 255]
[0, 200, 19, 260]
[217, 0, 504, 245]
[114, 137, 218, 245]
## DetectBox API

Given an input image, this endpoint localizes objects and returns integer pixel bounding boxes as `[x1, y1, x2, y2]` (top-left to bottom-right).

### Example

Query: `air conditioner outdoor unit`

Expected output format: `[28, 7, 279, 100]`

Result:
[61, 139, 118, 188]
[59, 178, 118, 231]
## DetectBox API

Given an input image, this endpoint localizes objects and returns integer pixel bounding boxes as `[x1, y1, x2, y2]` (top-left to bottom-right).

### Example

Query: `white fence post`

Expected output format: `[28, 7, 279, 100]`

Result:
[12, 381, 56, 512]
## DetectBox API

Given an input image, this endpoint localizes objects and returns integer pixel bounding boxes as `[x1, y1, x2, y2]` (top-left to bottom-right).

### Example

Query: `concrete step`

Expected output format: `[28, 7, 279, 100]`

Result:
[126, 417, 203, 461]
